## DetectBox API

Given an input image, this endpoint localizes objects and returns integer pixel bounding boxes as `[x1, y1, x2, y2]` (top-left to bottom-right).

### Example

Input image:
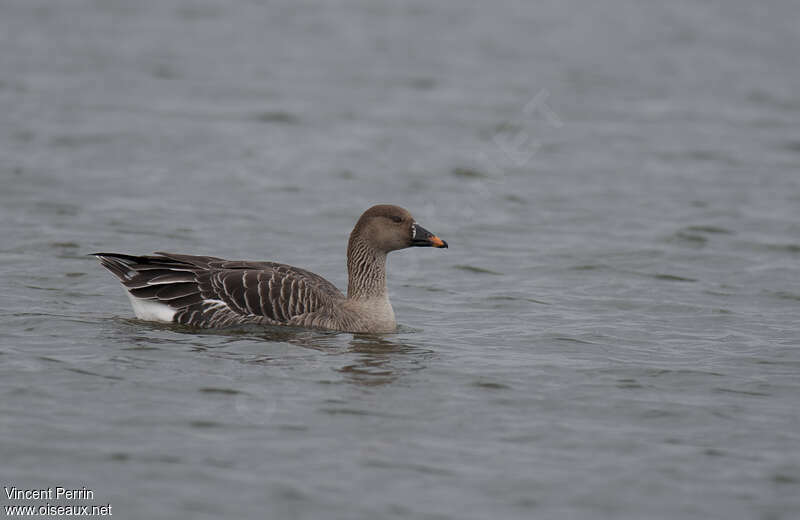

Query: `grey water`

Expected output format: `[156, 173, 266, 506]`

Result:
[1, 0, 799, 518]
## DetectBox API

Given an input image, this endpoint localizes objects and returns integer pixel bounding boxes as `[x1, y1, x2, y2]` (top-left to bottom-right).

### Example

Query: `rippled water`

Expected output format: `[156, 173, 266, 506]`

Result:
[2, 1, 799, 518]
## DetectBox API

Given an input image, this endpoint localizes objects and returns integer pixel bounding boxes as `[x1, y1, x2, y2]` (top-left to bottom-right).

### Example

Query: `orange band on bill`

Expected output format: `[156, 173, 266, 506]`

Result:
[429, 235, 446, 248]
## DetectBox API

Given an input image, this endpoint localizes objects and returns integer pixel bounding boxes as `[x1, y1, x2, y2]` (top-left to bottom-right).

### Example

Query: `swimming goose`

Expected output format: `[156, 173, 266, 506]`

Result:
[94, 204, 447, 333]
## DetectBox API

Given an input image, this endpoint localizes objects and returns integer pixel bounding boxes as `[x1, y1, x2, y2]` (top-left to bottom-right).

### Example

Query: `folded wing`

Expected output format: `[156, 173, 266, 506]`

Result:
[94, 252, 344, 328]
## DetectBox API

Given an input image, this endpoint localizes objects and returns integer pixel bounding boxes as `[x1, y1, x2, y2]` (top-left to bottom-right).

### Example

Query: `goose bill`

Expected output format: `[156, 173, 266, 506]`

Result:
[411, 225, 448, 248]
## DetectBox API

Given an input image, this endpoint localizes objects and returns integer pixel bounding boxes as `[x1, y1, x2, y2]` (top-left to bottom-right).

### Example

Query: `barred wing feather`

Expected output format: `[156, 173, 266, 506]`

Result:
[94, 252, 344, 328]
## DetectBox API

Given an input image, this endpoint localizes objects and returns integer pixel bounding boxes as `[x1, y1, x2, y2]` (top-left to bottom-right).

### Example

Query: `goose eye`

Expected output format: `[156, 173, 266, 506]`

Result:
[391, 216, 402, 223]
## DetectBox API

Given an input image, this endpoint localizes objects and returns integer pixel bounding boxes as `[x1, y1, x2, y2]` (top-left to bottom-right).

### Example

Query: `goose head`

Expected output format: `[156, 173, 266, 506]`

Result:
[351, 204, 448, 254]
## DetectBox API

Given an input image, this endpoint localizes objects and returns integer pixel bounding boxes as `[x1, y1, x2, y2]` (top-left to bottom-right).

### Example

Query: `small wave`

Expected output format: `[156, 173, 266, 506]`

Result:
[451, 166, 488, 179]
[453, 264, 502, 275]
[684, 225, 733, 235]
[671, 231, 708, 245]
[198, 387, 243, 395]
[770, 291, 800, 302]
[471, 380, 511, 390]
[648, 273, 697, 282]
[570, 264, 605, 271]
[251, 111, 298, 124]
[781, 141, 800, 153]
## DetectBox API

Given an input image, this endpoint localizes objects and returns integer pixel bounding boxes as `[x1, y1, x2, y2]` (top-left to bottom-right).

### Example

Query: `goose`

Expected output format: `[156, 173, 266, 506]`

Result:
[94, 204, 447, 333]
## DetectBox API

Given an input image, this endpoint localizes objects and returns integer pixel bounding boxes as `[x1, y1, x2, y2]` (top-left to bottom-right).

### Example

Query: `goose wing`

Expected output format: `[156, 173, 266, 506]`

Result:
[94, 252, 344, 327]
[194, 259, 344, 325]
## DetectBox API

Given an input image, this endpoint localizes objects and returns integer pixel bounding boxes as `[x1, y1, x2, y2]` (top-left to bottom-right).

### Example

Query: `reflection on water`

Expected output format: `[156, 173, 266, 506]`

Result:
[123, 320, 434, 387]
[246, 328, 435, 387]
[338, 335, 434, 386]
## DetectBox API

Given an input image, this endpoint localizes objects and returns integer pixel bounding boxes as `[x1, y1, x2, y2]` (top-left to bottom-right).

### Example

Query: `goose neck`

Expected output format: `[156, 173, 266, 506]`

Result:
[346, 235, 387, 300]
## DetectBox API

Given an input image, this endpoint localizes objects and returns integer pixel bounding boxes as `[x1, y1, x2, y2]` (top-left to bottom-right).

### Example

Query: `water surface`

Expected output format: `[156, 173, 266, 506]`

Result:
[1, 1, 799, 519]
